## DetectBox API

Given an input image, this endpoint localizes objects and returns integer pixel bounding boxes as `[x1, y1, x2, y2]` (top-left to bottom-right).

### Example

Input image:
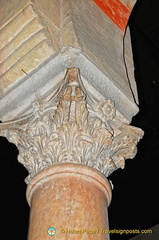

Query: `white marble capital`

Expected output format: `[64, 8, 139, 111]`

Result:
[0, 68, 143, 183]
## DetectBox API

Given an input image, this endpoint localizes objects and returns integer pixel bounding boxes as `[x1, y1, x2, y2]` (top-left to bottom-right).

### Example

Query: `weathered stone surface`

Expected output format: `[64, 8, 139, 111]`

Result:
[0, 0, 138, 123]
[0, 47, 139, 123]
[26, 163, 112, 240]
[120, 0, 137, 9]
[0, 2, 142, 239]
[92, 0, 137, 31]
[0, 4, 56, 95]
[124, 26, 138, 103]
[0, 68, 143, 183]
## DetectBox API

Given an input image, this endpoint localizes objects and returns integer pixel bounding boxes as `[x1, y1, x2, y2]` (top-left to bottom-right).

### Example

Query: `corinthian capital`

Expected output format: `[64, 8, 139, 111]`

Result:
[0, 68, 143, 183]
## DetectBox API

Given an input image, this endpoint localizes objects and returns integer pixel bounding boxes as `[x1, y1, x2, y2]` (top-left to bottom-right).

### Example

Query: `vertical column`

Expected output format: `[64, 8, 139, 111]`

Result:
[0, 68, 143, 239]
[0, 0, 143, 239]
[27, 163, 112, 240]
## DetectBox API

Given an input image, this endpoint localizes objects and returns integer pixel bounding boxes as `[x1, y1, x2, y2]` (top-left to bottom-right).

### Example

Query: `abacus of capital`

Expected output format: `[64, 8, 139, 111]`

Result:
[0, 0, 143, 239]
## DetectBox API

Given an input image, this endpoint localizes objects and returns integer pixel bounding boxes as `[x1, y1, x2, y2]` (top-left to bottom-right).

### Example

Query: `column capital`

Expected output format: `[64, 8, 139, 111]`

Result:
[0, 68, 143, 183]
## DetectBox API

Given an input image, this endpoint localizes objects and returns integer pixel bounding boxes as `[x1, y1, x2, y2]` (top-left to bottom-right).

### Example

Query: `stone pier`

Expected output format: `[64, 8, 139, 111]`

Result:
[0, 1, 143, 239]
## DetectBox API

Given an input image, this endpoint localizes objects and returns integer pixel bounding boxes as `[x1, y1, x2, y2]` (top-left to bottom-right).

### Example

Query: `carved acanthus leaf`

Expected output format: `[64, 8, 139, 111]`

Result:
[0, 68, 144, 183]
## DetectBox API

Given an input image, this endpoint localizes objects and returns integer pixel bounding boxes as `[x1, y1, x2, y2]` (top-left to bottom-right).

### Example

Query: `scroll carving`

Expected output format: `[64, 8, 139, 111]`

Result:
[0, 68, 143, 183]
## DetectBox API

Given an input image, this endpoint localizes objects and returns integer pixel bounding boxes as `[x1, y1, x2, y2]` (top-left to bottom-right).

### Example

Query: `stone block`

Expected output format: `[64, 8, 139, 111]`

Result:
[0, 0, 139, 124]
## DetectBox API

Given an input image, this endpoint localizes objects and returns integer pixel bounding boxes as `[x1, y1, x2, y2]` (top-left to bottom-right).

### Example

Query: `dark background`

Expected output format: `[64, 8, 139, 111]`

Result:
[109, 0, 159, 239]
[1, 0, 159, 239]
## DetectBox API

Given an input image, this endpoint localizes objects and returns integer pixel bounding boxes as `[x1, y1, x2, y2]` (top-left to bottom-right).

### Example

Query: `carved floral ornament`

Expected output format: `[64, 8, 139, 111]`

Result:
[0, 68, 143, 183]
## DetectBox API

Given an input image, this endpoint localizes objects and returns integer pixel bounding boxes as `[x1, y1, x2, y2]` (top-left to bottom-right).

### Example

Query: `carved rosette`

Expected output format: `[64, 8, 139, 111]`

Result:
[0, 68, 143, 183]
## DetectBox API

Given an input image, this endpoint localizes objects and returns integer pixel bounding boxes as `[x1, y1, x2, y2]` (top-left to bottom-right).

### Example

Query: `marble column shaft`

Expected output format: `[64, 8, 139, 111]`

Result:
[27, 163, 112, 240]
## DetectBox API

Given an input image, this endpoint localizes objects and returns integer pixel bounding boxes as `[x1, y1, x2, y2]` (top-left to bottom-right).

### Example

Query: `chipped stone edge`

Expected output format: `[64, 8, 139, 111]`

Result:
[0, 46, 138, 123]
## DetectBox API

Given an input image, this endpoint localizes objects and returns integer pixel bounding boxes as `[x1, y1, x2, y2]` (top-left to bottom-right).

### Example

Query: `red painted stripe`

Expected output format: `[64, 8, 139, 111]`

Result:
[93, 0, 130, 31]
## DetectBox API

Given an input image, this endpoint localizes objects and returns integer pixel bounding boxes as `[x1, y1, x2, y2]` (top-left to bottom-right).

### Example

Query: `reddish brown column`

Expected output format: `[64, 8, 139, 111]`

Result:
[26, 163, 112, 240]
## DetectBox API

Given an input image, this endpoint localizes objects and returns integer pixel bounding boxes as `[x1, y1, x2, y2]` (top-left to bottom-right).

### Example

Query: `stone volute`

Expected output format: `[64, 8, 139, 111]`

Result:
[0, 68, 143, 239]
[0, 68, 143, 183]
[0, 0, 143, 239]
